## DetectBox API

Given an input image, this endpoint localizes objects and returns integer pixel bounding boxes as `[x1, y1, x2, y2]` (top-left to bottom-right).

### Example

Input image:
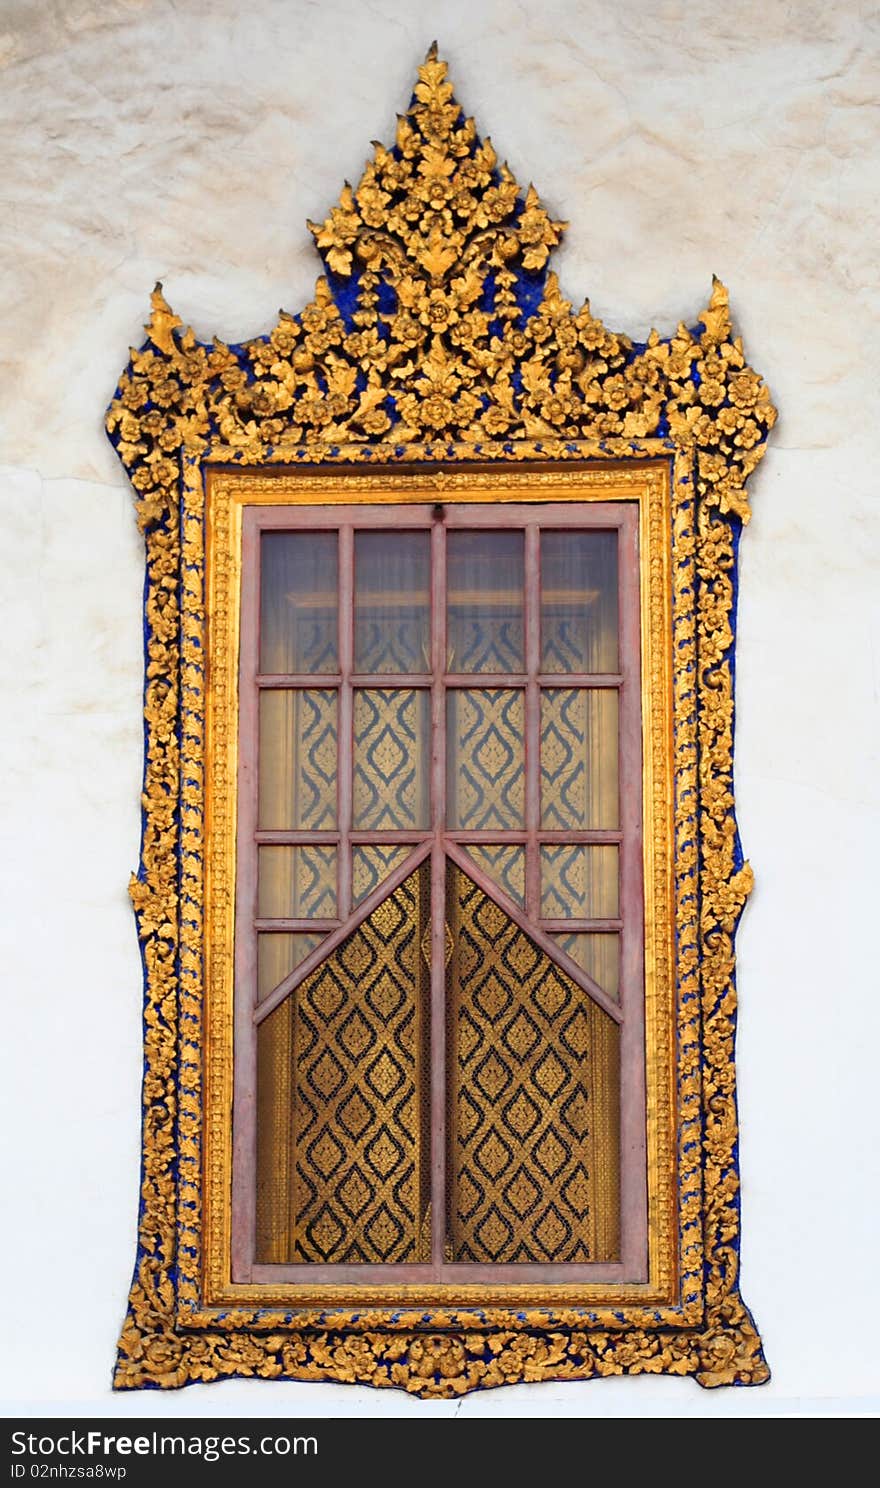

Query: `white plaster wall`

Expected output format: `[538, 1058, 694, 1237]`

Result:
[1, 0, 878, 1419]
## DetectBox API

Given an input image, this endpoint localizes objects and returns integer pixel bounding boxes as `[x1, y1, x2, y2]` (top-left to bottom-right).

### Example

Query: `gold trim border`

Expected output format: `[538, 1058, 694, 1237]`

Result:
[198, 463, 676, 1316]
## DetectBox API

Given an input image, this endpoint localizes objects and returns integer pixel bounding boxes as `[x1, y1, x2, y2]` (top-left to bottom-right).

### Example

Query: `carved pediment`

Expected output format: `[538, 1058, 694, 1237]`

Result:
[107, 44, 775, 530]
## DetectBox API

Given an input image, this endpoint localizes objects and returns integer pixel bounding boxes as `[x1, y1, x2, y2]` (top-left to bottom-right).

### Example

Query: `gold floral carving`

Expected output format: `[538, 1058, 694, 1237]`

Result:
[107, 45, 774, 1396]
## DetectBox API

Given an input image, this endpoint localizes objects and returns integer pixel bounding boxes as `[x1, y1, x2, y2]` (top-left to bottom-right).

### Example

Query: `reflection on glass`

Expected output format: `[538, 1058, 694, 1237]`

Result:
[541, 531, 618, 673]
[540, 845, 619, 919]
[447, 530, 524, 672]
[258, 846, 337, 919]
[352, 845, 411, 904]
[461, 845, 525, 905]
[355, 531, 431, 673]
[447, 690, 525, 830]
[353, 689, 430, 829]
[260, 532, 338, 674]
[541, 690, 618, 829]
[258, 690, 337, 830]
[551, 933, 620, 1000]
[258, 933, 325, 1002]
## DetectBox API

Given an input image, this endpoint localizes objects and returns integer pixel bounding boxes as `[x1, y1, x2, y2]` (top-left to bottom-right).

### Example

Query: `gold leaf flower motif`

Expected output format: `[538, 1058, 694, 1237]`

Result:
[421, 288, 461, 331]
[698, 352, 727, 380]
[147, 457, 178, 488]
[698, 377, 726, 408]
[220, 366, 247, 393]
[248, 385, 279, 418]
[451, 307, 490, 345]
[130, 465, 157, 492]
[345, 328, 389, 370]
[120, 378, 150, 410]
[698, 451, 729, 485]
[727, 371, 762, 410]
[734, 420, 762, 450]
[716, 407, 740, 435]
[178, 350, 208, 384]
[578, 319, 609, 353]
[540, 391, 579, 425]
[359, 407, 392, 435]
[118, 413, 142, 443]
[664, 347, 697, 380]
[451, 185, 476, 217]
[405, 1336, 467, 1381]
[481, 405, 512, 436]
[248, 340, 277, 372]
[602, 374, 630, 411]
[269, 320, 301, 356]
[593, 410, 626, 437]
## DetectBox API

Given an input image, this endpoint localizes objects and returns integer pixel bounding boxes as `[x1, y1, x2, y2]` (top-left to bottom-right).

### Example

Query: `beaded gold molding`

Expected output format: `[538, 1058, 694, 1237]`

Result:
[106, 45, 774, 1395]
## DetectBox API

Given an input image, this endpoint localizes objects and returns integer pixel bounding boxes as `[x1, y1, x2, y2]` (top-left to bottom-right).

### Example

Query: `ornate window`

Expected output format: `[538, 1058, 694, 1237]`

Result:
[238, 500, 643, 1281]
[108, 47, 776, 1395]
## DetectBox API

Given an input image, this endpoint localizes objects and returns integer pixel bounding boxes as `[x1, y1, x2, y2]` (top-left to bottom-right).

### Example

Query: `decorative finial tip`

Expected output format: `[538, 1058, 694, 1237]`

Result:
[146, 282, 182, 356]
[699, 276, 733, 346]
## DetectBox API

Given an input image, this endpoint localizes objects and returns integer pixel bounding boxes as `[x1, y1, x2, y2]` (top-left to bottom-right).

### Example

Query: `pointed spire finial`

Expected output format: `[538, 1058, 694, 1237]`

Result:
[701, 275, 732, 345]
[145, 282, 182, 356]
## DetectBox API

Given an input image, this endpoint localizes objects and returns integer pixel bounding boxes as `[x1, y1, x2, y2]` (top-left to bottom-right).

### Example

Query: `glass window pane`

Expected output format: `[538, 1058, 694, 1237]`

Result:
[447, 530, 524, 673]
[541, 530, 618, 673]
[446, 862, 620, 1264]
[354, 531, 431, 673]
[258, 690, 337, 829]
[260, 532, 338, 674]
[541, 689, 619, 829]
[255, 864, 432, 1264]
[352, 845, 412, 904]
[461, 845, 525, 905]
[540, 845, 619, 919]
[258, 933, 326, 1002]
[447, 689, 525, 830]
[353, 689, 430, 829]
[550, 933, 620, 1001]
[258, 845, 337, 919]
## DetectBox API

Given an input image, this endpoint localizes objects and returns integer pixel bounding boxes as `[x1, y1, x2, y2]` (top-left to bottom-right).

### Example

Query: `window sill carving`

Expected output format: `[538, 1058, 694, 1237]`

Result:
[107, 46, 775, 1396]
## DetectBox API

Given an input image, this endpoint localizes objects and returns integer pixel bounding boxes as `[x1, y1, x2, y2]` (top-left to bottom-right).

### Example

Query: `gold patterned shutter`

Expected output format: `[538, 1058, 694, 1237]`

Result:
[256, 864, 432, 1263]
[446, 863, 620, 1263]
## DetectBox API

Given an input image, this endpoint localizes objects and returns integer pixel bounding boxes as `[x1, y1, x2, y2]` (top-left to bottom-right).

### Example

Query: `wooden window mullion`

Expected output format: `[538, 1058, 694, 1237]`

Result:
[430, 514, 447, 1272]
[337, 525, 354, 920]
[524, 523, 541, 919]
[256, 672, 342, 687]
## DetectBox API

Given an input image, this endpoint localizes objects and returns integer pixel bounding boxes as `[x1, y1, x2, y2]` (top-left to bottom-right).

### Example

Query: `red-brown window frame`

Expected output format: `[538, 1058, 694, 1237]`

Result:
[232, 500, 646, 1285]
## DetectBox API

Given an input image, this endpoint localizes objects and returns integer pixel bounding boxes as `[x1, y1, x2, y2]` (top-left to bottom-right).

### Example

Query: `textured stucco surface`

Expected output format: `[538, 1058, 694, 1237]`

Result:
[1, 0, 878, 1416]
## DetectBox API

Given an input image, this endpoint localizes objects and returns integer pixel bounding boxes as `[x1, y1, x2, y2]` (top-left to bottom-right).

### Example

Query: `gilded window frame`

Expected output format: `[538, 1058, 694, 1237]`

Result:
[107, 46, 775, 1395]
[216, 473, 659, 1296]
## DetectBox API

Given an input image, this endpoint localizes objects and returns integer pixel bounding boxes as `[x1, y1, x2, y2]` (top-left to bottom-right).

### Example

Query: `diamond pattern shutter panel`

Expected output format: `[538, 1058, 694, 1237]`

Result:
[255, 864, 432, 1264]
[445, 862, 620, 1264]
